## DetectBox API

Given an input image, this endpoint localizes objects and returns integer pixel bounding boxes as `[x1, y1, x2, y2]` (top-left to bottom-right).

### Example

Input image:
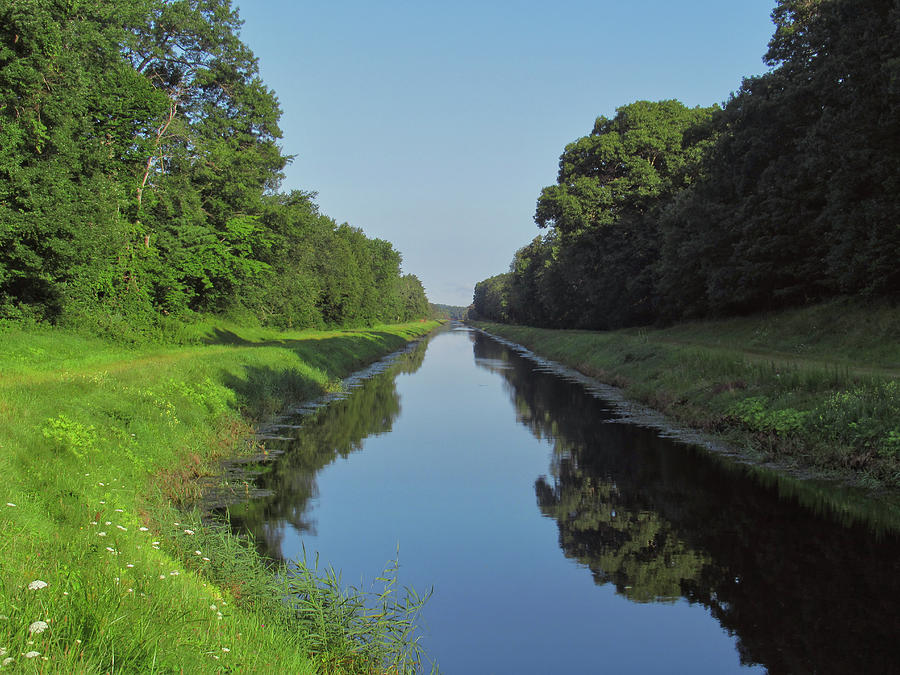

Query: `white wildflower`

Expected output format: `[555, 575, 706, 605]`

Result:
[0, 647, 6, 656]
[194, 550, 201, 556]
[105, 521, 112, 526]
[139, 527, 149, 532]
[99, 500, 105, 504]
[98, 482, 105, 486]
[97, 532, 107, 537]
[114, 509, 123, 513]
[90, 521, 97, 525]
[216, 611, 223, 620]
[183, 529, 194, 535]
[28, 621, 48, 635]
[169, 571, 179, 576]
[1, 657, 13, 666]
[202, 557, 210, 562]
[106, 547, 116, 554]
[159, 575, 166, 579]
[5, 503, 15, 508]
[27, 580, 48, 591]
[24, 651, 40, 658]
[209, 604, 217, 611]
[116, 525, 127, 531]
[126, 564, 134, 568]
[221, 647, 230, 652]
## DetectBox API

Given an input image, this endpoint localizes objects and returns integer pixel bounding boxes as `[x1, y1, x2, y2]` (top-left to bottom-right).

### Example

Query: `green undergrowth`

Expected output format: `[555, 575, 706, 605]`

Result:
[476, 299, 900, 490]
[0, 320, 439, 672]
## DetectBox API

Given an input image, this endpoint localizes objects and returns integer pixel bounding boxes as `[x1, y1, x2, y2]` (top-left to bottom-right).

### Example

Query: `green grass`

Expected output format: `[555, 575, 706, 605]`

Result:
[0, 319, 439, 673]
[476, 299, 900, 489]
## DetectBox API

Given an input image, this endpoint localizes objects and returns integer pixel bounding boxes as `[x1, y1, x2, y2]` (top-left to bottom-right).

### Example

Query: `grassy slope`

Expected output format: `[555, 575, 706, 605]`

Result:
[476, 299, 900, 489]
[0, 320, 439, 673]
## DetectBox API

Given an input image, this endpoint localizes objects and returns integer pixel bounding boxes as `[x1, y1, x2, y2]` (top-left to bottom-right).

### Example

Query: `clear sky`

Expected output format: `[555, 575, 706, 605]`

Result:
[234, 0, 777, 306]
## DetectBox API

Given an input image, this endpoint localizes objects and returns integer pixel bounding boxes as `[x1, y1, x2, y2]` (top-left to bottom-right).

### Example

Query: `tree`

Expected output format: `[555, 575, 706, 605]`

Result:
[1, 0, 429, 334]
[395, 274, 429, 321]
[0, 0, 167, 320]
[658, 0, 900, 317]
[527, 100, 717, 328]
[472, 273, 511, 322]
[124, 0, 287, 314]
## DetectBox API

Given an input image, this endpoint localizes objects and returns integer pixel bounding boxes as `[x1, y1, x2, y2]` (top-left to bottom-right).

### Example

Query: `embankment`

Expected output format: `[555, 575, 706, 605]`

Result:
[0, 320, 439, 673]
[474, 299, 900, 491]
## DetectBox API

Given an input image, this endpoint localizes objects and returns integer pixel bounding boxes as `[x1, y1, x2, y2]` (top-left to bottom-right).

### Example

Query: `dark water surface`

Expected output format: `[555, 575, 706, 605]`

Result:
[227, 325, 900, 674]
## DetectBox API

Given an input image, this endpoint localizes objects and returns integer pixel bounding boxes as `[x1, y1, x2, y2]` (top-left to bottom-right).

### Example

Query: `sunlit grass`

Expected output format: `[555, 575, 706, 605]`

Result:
[0, 319, 439, 672]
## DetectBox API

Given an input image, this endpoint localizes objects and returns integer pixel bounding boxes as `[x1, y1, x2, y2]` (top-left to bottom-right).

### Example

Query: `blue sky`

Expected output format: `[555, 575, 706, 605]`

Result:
[234, 0, 777, 306]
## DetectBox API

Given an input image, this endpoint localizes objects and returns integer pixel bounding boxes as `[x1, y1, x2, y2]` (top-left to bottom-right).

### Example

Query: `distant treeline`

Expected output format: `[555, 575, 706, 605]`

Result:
[0, 0, 428, 338]
[473, 0, 900, 328]
[429, 303, 469, 320]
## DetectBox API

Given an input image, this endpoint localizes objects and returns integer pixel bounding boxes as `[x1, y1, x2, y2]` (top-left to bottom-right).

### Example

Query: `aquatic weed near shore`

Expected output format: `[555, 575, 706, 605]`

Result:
[286, 547, 434, 674]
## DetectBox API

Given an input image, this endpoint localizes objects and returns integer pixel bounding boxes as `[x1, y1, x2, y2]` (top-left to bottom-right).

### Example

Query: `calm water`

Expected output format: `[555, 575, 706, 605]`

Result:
[227, 325, 900, 674]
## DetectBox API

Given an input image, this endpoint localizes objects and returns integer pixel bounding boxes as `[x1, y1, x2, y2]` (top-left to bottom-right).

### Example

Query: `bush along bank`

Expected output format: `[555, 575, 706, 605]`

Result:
[0, 320, 439, 673]
[474, 301, 900, 491]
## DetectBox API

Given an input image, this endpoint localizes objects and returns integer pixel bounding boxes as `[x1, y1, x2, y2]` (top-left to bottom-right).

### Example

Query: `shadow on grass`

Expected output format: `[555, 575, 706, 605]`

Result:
[212, 329, 422, 422]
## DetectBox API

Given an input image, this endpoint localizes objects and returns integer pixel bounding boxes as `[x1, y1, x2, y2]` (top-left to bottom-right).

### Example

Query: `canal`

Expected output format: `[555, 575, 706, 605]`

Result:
[227, 324, 900, 673]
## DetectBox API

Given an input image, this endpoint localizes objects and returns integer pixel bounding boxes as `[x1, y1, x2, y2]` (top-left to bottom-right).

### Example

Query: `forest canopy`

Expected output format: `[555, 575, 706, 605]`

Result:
[0, 0, 429, 338]
[473, 0, 900, 328]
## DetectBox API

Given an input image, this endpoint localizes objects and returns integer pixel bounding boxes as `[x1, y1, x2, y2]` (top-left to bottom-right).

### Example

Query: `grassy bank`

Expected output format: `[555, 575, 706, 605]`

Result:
[0, 320, 439, 673]
[475, 299, 900, 490]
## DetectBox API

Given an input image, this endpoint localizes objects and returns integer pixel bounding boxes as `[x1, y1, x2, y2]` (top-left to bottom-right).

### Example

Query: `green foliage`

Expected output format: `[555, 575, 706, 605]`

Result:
[41, 414, 98, 460]
[478, 0, 900, 329]
[429, 303, 468, 320]
[500, 100, 718, 329]
[534, 100, 716, 235]
[884, 431, 900, 457]
[471, 273, 511, 322]
[729, 397, 808, 434]
[812, 381, 900, 460]
[661, 0, 900, 316]
[0, 0, 428, 336]
[286, 551, 431, 674]
[395, 274, 430, 322]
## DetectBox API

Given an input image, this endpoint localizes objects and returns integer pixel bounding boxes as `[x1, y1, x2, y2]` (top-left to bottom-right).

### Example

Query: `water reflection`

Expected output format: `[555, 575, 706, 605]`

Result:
[471, 331, 900, 674]
[227, 340, 429, 556]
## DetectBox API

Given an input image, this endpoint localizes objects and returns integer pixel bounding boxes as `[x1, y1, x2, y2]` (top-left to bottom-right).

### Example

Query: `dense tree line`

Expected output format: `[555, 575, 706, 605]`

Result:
[473, 0, 900, 327]
[0, 0, 428, 337]
[429, 303, 469, 320]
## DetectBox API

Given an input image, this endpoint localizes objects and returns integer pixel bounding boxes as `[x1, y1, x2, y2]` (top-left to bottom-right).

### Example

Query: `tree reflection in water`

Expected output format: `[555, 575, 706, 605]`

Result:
[471, 331, 900, 675]
[226, 340, 428, 558]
